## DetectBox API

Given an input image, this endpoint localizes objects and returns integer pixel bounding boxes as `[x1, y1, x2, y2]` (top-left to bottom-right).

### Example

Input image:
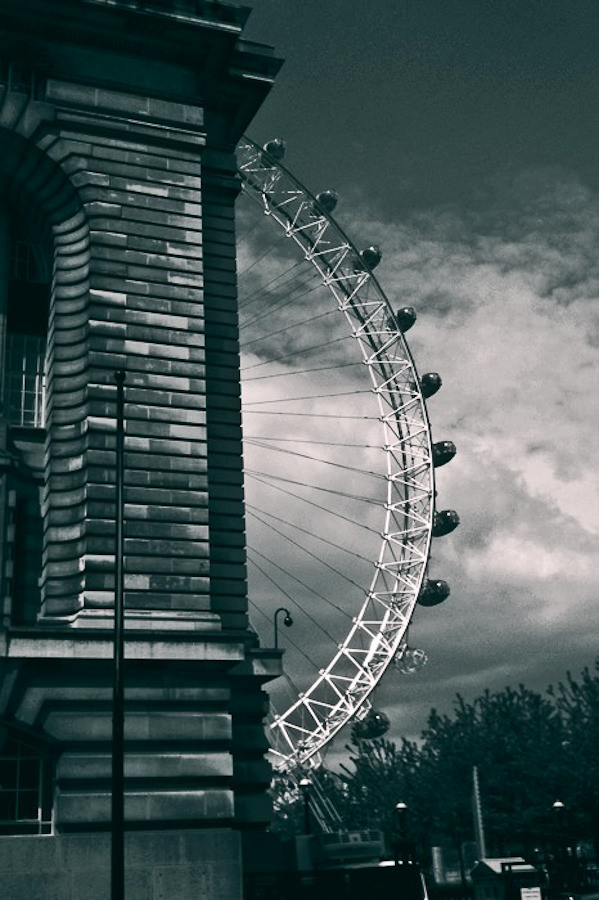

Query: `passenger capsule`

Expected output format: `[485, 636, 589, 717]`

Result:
[315, 189, 338, 214]
[417, 579, 451, 607]
[395, 306, 417, 332]
[432, 440, 456, 467]
[421, 372, 442, 398]
[432, 509, 460, 537]
[351, 708, 390, 741]
[393, 646, 428, 675]
[261, 138, 286, 163]
[360, 245, 382, 271]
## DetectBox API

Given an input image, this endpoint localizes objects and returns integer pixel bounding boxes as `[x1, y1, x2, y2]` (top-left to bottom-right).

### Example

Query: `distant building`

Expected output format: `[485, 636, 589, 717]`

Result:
[0, 2, 282, 897]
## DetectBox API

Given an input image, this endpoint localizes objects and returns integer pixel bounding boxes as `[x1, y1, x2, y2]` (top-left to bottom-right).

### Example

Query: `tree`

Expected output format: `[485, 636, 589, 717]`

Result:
[550, 661, 599, 857]
[337, 683, 570, 861]
[268, 659, 599, 871]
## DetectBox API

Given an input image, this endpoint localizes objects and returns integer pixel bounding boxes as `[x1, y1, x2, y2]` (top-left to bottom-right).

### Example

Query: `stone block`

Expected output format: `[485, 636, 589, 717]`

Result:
[124, 591, 211, 611]
[0, 872, 64, 900]
[47, 709, 232, 743]
[0, 833, 60, 874]
[125, 557, 209, 575]
[124, 486, 208, 506]
[120, 203, 200, 229]
[56, 788, 234, 824]
[125, 751, 234, 779]
[153, 864, 213, 900]
[92, 213, 203, 244]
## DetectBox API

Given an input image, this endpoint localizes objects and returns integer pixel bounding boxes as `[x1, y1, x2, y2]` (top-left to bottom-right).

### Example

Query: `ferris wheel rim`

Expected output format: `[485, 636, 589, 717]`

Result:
[237, 136, 436, 772]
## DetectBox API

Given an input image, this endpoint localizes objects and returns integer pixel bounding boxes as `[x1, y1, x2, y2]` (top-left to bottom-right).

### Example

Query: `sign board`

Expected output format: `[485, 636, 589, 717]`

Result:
[521, 888, 542, 900]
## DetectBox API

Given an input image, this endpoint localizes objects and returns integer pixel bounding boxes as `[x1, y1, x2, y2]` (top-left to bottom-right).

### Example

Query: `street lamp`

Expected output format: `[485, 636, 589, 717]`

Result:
[552, 800, 566, 849]
[550, 800, 573, 892]
[274, 607, 293, 649]
[299, 777, 311, 834]
[393, 801, 410, 865]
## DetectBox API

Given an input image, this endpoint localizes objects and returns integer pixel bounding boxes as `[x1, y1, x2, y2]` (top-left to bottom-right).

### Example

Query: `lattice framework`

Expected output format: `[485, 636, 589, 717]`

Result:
[237, 138, 436, 771]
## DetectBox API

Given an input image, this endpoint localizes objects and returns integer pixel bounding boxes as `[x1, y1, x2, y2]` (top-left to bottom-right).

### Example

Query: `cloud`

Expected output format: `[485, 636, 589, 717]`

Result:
[349, 166, 599, 530]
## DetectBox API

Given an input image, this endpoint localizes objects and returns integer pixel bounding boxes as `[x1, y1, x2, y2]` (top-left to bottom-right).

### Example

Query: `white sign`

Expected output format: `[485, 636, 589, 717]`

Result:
[520, 888, 542, 900]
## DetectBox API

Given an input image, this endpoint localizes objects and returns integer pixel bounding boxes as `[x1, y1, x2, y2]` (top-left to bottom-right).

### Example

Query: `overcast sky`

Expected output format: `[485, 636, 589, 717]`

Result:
[237, 0, 599, 764]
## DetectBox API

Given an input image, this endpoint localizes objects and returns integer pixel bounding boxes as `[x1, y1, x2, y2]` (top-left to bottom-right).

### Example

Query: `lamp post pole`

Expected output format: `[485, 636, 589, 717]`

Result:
[393, 801, 409, 865]
[299, 778, 311, 835]
[552, 800, 579, 892]
[112, 370, 126, 900]
[551, 800, 568, 892]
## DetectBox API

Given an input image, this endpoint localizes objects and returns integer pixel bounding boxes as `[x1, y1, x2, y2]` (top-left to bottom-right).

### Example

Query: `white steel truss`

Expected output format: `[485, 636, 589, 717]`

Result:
[237, 137, 436, 773]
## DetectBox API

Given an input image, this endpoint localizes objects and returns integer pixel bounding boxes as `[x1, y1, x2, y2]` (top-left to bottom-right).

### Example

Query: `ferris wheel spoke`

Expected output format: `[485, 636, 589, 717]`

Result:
[244, 433, 375, 448]
[248, 552, 343, 642]
[248, 503, 374, 567]
[241, 333, 353, 371]
[243, 361, 361, 382]
[248, 542, 353, 624]
[248, 506, 369, 594]
[244, 437, 386, 480]
[245, 471, 381, 535]
[246, 468, 382, 507]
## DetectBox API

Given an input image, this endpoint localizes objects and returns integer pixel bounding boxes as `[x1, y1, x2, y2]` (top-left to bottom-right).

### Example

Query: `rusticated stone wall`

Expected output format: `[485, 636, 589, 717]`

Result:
[39, 81, 211, 623]
[202, 159, 249, 630]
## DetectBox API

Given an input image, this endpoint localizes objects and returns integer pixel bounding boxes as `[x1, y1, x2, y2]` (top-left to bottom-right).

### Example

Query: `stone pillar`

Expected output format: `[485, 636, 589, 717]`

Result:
[38, 82, 212, 625]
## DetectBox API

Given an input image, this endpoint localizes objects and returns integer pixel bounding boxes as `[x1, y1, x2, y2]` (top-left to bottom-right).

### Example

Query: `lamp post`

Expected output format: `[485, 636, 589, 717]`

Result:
[112, 370, 126, 900]
[552, 800, 565, 890]
[273, 607, 293, 649]
[551, 800, 574, 892]
[553, 800, 580, 892]
[299, 777, 311, 835]
[393, 801, 409, 865]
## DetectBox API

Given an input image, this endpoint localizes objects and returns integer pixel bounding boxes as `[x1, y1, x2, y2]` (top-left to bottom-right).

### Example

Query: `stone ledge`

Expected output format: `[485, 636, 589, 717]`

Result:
[56, 787, 234, 823]
[57, 750, 233, 780]
[47, 80, 204, 130]
[3, 628, 252, 661]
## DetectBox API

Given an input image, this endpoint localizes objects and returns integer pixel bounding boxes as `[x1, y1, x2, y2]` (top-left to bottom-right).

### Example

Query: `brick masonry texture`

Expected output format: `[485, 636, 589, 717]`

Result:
[32, 80, 214, 619]
[201, 166, 250, 628]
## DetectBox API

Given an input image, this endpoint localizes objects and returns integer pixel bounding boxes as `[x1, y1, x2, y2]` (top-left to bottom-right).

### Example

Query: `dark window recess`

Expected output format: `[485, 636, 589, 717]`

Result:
[10, 487, 43, 626]
[0, 731, 53, 835]
[3, 239, 49, 429]
[0, 61, 44, 100]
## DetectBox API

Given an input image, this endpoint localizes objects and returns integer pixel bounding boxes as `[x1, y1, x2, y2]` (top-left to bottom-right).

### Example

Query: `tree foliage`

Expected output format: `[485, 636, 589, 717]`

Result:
[272, 660, 599, 860]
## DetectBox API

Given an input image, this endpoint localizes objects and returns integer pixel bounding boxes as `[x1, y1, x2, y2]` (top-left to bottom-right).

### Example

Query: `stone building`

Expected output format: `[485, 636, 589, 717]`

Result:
[0, 1, 282, 897]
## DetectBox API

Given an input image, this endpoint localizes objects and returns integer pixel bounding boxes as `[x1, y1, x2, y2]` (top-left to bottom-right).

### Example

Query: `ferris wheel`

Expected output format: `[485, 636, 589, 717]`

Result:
[236, 137, 458, 775]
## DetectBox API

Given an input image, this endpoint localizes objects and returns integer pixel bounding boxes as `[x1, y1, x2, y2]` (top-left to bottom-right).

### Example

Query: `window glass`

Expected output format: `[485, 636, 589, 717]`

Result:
[0, 734, 51, 834]
[3, 333, 45, 427]
[3, 234, 49, 428]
